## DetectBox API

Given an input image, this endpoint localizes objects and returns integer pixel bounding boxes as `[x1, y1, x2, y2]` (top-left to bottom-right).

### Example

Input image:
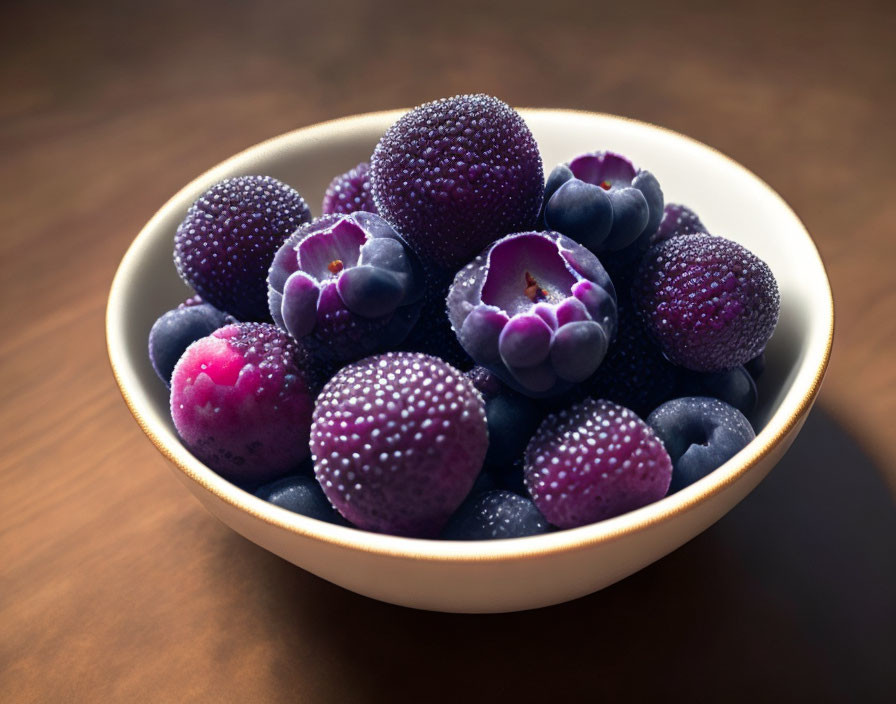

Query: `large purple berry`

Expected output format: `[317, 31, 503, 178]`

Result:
[170, 323, 316, 487]
[370, 94, 544, 270]
[149, 301, 231, 387]
[268, 212, 424, 364]
[310, 352, 488, 537]
[635, 234, 779, 372]
[447, 231, 617, 397]
[173, 175, 311, 322]
[555, 151, 663, 252]
[322, 162, 378, 215]
[652, 202, 708, 245]
[524, 399, 673, 528]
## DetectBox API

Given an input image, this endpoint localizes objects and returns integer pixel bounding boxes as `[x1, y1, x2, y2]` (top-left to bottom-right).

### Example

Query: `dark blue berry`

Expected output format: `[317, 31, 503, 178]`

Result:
[255, 474, 349, 525]
[543, 179, 613, 251]
[647, 397, 755, 493]
[148, 302, 230, 386]
[484, 392, 543, 469]
[745, 351, 766, 380]
[679, 365, 758, 416]
[467, 470, 500, 498]
[441, 490, 549, 540]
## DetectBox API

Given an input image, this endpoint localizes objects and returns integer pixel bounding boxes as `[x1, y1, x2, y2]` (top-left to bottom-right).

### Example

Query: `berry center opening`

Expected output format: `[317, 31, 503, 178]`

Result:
[524, 271, 548, 302]
[599, 180, 612, 190]
[328, 259, 344, 275]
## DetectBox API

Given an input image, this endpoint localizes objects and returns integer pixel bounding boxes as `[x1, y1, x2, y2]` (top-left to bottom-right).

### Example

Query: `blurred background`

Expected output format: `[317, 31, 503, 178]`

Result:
[2, 0, 894, 700]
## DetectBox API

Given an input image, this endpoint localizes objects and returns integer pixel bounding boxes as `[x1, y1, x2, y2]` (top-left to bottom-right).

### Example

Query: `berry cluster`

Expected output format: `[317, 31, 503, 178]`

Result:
[150, 94, 779, 539]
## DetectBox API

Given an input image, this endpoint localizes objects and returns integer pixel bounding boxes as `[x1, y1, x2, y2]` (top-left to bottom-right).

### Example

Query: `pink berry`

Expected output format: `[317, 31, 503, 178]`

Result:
[170, 322, 316, 486]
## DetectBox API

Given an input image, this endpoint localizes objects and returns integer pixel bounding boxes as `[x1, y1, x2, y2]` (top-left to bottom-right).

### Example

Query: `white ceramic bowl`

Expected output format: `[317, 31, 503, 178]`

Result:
[107, 109, 833, 613]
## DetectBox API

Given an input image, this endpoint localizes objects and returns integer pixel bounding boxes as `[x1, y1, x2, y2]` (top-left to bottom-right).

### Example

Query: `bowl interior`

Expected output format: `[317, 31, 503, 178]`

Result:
[108, 109, 832, 558]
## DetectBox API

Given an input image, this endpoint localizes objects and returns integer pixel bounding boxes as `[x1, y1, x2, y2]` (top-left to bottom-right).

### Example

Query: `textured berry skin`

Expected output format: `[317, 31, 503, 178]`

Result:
[635, 234, 779, 372]
[524, 399, 672, 528]
[322, 162, 379, 215]
[149, 302, 230, 387]
[652, 202, 708, 245]
[564, 151, 664, 252]
[255, 474, 349, 525]
[465, 366, 504, 401]
[268, 212, 424, 364]
[647, 397, 755, 493]
[441, 490, 549, 540]
[679, 365, 758, 416]
[174, 175, 311, 321]
[310, 352, 488, 537]
[170, 323, 316, 487]
[370, 94, 544, 269]
[447, 231, 617, 397]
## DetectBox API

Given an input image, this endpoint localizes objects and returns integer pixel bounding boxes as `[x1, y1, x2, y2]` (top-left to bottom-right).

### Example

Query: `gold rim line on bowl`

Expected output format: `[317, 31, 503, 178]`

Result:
[106, 108, 835, 563]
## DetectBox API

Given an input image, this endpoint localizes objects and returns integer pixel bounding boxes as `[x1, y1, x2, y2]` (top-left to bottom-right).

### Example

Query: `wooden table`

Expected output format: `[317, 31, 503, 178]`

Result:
[2, 0, 894, 700]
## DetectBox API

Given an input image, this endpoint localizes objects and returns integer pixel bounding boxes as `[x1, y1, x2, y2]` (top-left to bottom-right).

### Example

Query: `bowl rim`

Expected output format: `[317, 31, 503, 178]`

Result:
[107, 107, 834, 563]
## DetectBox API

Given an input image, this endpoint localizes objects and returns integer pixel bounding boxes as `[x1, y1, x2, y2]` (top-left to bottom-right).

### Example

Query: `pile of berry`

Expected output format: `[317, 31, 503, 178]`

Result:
[150, 94, 779, 540]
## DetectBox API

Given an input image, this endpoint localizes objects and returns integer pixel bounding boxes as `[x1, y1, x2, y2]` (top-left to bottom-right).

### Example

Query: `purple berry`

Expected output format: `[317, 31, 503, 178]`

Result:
[635, 234, 779, 372]
[465, 366, 504, 401]
[447, 231, 617, 397]
[647, 397, 755, 493]
[652, 202, 709, 245]
[170, 322, 316, 487]
[524, 399, 672, 528]
[174, 175, 311, 321]
[565, 151, 664, 251]
[255, 474, 350, 525]
[310, 352, 488, 537]
[370, 94, 544, 270]
[149, 301, 230, 387]
[268, 212, 424, 364]
[441, 490, 549, 540]
[322, 162, 379, 215]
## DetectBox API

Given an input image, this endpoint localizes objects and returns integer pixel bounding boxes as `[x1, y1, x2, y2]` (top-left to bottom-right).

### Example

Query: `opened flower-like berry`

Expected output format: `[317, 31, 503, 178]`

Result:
[268, 212, 425, 364]
[447, 231, 617, 397]
[543, 152, 663, 253]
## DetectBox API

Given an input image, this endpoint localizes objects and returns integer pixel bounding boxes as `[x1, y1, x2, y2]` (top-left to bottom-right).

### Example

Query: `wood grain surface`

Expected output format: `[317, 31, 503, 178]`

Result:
[1, 0, 894, 701]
